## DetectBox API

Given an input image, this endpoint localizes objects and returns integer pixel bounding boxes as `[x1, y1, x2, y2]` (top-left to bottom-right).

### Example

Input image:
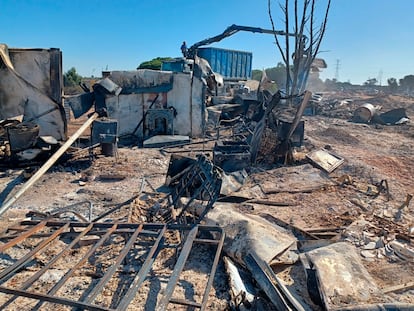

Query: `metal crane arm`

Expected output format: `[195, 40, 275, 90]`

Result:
[187, 24, 302, 58]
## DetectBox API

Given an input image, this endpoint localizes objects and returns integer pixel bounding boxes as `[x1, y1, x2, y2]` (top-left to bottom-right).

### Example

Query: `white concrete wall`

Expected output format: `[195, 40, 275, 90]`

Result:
[105, 71, 205, 138]
[167, 73, 192, 136]
[106, 94, 143, 138]
[191, 77, 205, 137]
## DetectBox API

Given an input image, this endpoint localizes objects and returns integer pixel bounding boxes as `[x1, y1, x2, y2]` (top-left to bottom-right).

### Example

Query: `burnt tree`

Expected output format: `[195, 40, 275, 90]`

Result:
[268, 0, 331, 100]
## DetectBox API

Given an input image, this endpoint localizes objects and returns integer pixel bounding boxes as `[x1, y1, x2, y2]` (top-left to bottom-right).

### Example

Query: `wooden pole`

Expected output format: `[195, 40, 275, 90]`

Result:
[0, 112, 99, 218]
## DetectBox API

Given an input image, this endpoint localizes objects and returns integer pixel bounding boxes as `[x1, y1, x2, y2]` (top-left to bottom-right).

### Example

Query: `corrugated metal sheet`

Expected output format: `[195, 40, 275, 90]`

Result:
[197, 47, 252, 80]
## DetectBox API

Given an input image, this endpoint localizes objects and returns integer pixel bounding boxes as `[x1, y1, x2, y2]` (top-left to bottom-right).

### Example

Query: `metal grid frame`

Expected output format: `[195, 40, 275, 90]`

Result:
[152, 154, 222, 224]
[0, 220, 224, 311]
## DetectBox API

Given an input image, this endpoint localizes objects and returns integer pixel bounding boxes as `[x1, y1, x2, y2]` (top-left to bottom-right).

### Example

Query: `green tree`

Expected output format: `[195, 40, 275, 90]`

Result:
[137, 57, 173, 70]
[399, 75, 414, 93]
[387, 77, 398, 93]
[63, 67, 82, 87]
[364, 78, 377, 86]
[265, 62, 288, 90]
[252, 69, 263, 81]
[252, 63, 290, 91]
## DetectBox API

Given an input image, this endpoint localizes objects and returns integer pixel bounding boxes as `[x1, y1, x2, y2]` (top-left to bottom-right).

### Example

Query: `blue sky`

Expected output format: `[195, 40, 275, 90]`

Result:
[1, 0, 412, 85]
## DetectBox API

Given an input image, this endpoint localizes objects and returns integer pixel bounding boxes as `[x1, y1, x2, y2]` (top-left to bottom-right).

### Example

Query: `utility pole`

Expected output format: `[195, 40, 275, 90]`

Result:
[377, 69, 383, 86]
[334, 59, 340, 81]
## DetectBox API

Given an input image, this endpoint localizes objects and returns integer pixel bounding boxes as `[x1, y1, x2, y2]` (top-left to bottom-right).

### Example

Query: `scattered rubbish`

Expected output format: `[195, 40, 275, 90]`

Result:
[273, 91, 312, 163]
[377, 108, 410, 125]
[353, 104, 410, 125]
[220, 169, 248, 196]
[306, 149, 344, 173]
[213, 140, 251, 172]
[383, 281, 414, 294]
[164, 154, 196, 187]
[244, 252, 307, 311]
[262, 213, 322, 241]
[1, 39, 413, 311]
[353, 103, 378, 123]
[97, 174, 126, 182]
[0, 112, 99, 217]
[38, 135, 58, 147]
[152, 154, 222, 224]
[16, 148, 42, 161]
[224, 256, 256, 310]
[389, 240, 414, 261]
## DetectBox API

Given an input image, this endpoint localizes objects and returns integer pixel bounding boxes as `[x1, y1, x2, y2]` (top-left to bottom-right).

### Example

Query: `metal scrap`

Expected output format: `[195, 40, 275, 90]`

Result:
[152, 154, 222, 224]
[306, 148, 344, 173]
[0, 220, 224, 311]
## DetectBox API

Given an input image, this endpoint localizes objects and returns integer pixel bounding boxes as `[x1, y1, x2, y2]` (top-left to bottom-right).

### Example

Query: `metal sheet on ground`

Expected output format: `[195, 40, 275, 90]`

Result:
[251, 164, 334, 194]
[205, 203, 297, 265]
[305, 242, 388, 310]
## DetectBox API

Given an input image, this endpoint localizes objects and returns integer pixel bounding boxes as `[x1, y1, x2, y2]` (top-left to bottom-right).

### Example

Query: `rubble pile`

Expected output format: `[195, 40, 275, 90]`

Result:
[0, 45, 413, 310]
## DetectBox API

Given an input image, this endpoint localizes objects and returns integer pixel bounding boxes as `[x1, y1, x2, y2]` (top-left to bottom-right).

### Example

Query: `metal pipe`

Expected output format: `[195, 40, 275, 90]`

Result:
[0, 112, 99, 218]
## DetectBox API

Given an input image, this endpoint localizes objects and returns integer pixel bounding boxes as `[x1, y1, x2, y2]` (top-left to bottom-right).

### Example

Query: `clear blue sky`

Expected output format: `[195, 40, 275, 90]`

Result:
[1, 0, 412, 85]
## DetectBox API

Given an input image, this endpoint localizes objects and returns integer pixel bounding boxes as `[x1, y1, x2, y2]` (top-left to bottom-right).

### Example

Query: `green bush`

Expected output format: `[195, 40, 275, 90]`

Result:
[137, 57, 173, 70]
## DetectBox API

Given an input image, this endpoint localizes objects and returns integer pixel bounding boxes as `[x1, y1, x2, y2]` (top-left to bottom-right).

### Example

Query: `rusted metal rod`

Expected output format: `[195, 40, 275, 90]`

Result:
[0, 112, 99, 217]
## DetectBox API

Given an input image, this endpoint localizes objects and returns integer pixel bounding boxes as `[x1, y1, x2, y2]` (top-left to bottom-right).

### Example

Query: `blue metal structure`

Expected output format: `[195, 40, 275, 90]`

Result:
[197, 47, 252, 80]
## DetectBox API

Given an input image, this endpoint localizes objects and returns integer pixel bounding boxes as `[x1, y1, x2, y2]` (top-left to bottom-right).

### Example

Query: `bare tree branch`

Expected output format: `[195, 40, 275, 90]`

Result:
[268, 0, 287, 65]
[299, 0, 331, 92]
[269, 0, 331, 95]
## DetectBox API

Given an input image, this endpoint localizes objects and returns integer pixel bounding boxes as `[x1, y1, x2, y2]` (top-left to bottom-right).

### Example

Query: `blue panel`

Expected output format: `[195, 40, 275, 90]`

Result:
[161, 60, 185, 72]
[197, 47, 252, 80]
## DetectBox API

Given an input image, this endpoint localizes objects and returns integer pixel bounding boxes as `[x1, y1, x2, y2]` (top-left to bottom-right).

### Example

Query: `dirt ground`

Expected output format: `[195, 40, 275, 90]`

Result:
[0, 92, 413, 310]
